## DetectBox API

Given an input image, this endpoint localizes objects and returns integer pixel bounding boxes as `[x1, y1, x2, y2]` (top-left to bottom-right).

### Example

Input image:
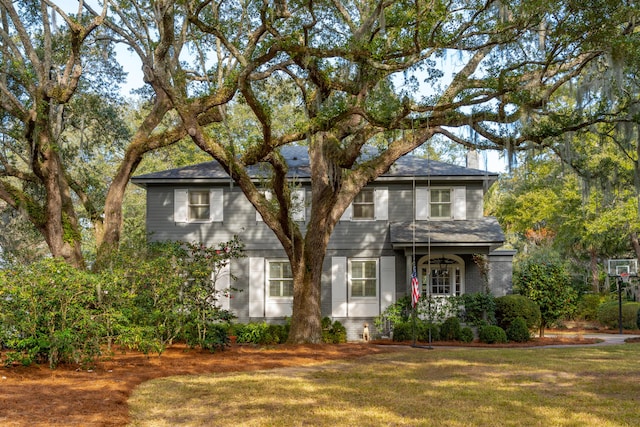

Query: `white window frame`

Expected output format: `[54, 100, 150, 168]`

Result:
[342, 187, 388, 221]
[352, 188, 375, 220]
[415, 187, 466, 220]
[429, 188, 452, 219]
[174, 188, 223, 223]
[188, 190, 211, 221]
[348, 258, 378, 299]
[267, 259, 294, 299]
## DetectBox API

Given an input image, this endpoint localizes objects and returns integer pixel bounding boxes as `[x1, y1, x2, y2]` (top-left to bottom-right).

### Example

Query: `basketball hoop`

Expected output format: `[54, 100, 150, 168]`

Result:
[620, 272, 631, 283]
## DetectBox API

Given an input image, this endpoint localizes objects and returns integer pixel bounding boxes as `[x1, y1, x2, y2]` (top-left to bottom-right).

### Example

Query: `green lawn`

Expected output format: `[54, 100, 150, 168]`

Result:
[129, 344, 640, 426]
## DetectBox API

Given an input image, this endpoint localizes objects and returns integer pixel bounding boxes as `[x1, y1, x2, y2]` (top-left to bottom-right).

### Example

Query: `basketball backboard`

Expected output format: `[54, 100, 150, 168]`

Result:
[607, 259, 638, 277]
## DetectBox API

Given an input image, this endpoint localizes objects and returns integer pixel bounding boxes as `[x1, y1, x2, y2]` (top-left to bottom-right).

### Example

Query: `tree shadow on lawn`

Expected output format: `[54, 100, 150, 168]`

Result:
[127, 344, 640, 427]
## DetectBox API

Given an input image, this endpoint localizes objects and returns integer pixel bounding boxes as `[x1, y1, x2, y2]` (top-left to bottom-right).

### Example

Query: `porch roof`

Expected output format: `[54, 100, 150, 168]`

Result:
[389, 218, 505, 249]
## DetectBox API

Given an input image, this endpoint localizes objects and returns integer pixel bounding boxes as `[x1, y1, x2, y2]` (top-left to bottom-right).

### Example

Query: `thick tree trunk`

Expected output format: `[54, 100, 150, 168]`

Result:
[94, 152, 143, 268]
[40, 145, 85, 269]
[286, 196, 334, 343]
[288, 252, 325, 343]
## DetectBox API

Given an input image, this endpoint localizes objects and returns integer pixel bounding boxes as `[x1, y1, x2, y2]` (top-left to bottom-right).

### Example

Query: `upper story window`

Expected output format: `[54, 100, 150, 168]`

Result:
[341, 187, 388, 221]
[415, 187, 466, 221]
[350, 259, 377, 297]
[189, 190, 210, 221]
[430, 189, 451, 219]
[268, 260, 294, 297]
[174, 188, 223, 223]
[353, 189, 375, 220]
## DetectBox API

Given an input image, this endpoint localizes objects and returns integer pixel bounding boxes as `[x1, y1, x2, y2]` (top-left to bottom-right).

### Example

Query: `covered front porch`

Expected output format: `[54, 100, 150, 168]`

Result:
[389, 219, 514, 297]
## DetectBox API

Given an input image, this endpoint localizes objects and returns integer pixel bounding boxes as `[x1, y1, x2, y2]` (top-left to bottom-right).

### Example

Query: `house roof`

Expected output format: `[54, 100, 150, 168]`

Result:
[389, 218, 505, 248]
[131, 145, 498, 186]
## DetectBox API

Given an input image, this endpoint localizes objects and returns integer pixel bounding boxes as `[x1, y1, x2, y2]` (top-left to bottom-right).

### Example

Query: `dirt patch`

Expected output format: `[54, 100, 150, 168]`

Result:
[0, 333, 626, 426]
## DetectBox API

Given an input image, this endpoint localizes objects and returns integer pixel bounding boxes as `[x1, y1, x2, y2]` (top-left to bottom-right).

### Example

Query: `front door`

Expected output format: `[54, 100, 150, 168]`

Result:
[418, 256, 463, 297]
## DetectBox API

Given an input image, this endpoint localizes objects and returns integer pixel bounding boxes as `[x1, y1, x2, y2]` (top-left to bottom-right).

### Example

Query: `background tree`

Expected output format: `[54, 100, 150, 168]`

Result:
[0, 1, 232, 268]
[0, 0, 109, 267]
[4, 1, 636, 344]
[514, 249, 578, 337]
[487, 151, 631, 292]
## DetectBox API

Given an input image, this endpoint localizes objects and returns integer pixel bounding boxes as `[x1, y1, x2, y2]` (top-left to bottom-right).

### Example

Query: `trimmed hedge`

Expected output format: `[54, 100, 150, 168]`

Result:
[596, 301, 640, 330]
[460, 327, 474, 343]
[321, 317, 347, 344]
[440, 317, 462, 341]
[392, 321, 440, 342]
[478, 325, 507, 344]
[495, 295, 541, 331]
[506, 317, 530, 342]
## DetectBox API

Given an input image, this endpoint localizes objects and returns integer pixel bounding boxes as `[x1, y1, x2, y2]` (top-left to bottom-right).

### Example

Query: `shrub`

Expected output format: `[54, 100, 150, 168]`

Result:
[0, 259, 104, 368]
[478, 325, 507, 344]
[391, 321, 412, 342]
[576, 294, 605, 321]
[322, 318, 347, 343]
[419, 322, 440, 342]
[184, 322, 229, 352]
[440, 317, 462, 341]
[374, 296, 412, 336]
[461, 292, 496, 326]
[514, 252, 578, 336]
[495, 295, 541, 331]
[392, 320, 439, 342]
[236, 322, 288, 344]
[596, 301, 640, 330]
[460, 327, 474, 343]
[506, 317, 530, 342]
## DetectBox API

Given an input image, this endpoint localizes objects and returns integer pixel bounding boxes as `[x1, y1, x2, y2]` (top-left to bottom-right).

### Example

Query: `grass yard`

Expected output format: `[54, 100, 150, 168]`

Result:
[129, 344, 640, 427]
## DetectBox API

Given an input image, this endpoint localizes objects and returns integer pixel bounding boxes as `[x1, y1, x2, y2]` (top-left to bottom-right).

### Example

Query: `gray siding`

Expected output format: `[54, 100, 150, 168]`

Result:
[488, 249, 516, 296]
[142, 178, 506, 341]
[146, 181, 486, 246]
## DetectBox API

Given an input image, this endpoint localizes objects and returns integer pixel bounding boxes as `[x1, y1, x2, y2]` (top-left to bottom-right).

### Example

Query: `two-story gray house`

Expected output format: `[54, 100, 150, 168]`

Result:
[131, 146, 514, 340]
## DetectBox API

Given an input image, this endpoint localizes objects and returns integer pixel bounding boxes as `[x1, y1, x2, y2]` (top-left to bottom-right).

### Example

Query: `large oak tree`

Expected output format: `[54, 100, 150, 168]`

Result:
[139, 0, 638, 343]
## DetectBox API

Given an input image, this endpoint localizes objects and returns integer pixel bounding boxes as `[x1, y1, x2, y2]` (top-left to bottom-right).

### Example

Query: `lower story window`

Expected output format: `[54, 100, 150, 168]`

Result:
[350, 259, 377, 297]
[268, 261, 293, 297]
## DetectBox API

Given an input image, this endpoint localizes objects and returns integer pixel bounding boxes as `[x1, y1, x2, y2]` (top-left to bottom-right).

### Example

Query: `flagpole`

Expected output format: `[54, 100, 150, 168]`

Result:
[411, 174, 417, 347]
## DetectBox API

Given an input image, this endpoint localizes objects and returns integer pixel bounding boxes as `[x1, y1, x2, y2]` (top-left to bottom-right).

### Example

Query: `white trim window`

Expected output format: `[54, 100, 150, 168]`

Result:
[189, 190, 210, 221]
[174, 188, 223, 223]
[267, 260, 294, 298]
[415, 187, 466, 220]
[430, 188, 451, 219]
[353, 188, 375, 220]
[341, 187, 388, 221]
[349, 259, 378, 298]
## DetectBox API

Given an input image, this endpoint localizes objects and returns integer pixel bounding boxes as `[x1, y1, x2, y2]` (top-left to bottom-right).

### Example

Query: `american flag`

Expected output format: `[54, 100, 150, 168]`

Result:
[411, 267, 420, 308]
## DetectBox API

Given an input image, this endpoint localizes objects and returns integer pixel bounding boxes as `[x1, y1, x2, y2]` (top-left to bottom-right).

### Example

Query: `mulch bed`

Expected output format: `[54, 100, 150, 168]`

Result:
[0, 344, 394, 426]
